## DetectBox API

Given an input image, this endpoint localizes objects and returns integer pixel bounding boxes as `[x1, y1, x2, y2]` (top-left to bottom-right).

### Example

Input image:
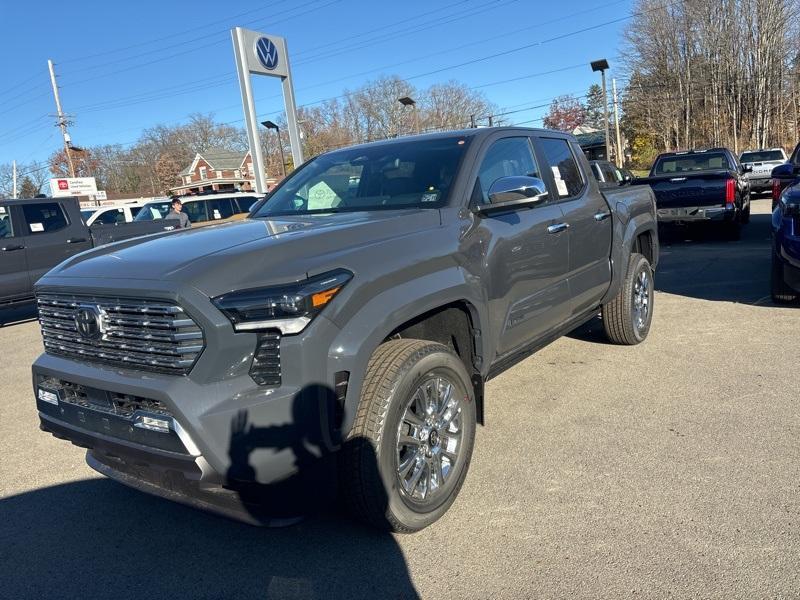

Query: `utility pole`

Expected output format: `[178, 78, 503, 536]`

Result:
[48, 59, 76, 178]
[12, 161, 17, 198]
[612, 78, 623, 168]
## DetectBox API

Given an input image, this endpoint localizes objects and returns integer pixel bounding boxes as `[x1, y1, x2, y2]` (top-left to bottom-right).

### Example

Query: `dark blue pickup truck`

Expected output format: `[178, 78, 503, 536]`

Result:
[633, 148, 751, 239]
[770, 142, 800, 302]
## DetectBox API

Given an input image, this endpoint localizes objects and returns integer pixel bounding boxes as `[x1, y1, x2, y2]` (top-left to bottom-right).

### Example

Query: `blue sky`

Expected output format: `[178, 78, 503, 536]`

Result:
[0, 0, 633, 166]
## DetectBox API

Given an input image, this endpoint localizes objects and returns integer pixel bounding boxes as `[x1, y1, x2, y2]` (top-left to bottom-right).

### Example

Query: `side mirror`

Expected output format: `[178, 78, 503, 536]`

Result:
[771, 163, 799, 179]
[476, 176, 548, 214]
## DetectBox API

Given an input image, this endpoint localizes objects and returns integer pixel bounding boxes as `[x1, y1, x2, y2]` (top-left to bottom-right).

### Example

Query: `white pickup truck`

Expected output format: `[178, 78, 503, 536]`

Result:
[739, 148, 788, 194]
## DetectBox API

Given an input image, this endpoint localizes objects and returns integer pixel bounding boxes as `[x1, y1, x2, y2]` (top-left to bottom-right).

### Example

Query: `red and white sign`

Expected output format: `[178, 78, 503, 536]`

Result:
[49, 177, 98, 197]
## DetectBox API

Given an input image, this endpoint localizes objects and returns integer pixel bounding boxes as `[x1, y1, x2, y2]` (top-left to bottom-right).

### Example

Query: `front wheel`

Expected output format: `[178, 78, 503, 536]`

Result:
[602, 253, 654, 345]
[340, 339, 476, 532]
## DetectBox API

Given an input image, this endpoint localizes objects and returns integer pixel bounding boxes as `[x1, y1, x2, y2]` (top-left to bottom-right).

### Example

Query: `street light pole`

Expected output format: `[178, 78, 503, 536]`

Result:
[262, 120, 286, 178]
[612, 78, 624, 168]
[591, 59, 611, 163]
[398, 96, 418, 134]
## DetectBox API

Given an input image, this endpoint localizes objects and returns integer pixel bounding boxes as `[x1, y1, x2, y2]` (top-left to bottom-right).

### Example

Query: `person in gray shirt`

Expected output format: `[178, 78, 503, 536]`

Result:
[165, 198, 191, 229]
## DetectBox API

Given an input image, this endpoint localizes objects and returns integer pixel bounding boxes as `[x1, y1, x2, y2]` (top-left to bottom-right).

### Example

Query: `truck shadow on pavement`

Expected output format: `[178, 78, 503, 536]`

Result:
[0, 385, 420, 600]
[653, 213, 785, 305]
[568, 212, 789, 345]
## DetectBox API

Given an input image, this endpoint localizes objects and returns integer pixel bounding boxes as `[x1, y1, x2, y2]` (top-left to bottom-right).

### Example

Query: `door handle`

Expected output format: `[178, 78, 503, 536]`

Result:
[67, 237, 87, 244]
[547, 222, 570, 234]
[594, 211, 611, 221]
[1, 244, 24, 251]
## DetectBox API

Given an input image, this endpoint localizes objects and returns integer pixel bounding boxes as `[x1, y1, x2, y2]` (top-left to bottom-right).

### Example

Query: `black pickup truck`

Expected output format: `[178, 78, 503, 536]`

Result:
[633, 148, 751, 239]
[0, 197, 174, 306]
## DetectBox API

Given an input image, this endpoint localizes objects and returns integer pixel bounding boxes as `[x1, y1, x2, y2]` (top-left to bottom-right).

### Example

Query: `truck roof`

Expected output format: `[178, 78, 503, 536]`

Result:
[0, 196, 80, 205]
[657, 148, 730, 157]
[326, 126, 572, 154]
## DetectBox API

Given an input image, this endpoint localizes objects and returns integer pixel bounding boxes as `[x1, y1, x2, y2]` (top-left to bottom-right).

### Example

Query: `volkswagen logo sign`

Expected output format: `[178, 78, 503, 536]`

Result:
[74, 305, 102, 339]
[256, 37, 279, 71]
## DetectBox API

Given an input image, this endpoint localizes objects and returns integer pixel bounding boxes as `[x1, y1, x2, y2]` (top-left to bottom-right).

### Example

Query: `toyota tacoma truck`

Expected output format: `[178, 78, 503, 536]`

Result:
[31, 128, 658, 532]
[633, 148, 751, 239]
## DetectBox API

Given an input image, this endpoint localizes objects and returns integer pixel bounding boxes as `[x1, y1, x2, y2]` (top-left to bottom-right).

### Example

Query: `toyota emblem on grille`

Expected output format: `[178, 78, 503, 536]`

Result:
[75, 305, 102, 339]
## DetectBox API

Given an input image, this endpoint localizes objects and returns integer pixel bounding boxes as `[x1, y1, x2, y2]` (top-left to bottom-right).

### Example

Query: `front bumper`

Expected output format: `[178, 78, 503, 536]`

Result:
[31, 277, 348, 522]
[656, 205, 735, 223]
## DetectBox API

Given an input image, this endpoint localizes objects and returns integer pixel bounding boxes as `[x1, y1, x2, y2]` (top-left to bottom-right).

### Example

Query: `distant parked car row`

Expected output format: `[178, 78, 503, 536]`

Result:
[1, 191, 265, 307]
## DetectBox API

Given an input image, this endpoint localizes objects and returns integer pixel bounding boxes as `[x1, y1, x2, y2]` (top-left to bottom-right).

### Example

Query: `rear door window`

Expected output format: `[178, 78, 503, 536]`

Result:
[600, 163, 620, 183]
[95, 208, 126, 225]
[537, 138, 585, 198]
[233, 196, 258, 213]
[207, 198, 234, 220]
[21, 202, 69, 234]
[183, 200, 208, 223]
[0, 205, 14, 238]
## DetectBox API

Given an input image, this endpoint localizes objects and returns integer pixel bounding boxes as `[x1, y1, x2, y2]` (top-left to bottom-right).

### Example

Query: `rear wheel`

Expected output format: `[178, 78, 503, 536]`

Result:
[741, 203, 751, 224]
[602, 253, 654, 345]
[771, 249, 797, 303]
[341, 339, 476, 532]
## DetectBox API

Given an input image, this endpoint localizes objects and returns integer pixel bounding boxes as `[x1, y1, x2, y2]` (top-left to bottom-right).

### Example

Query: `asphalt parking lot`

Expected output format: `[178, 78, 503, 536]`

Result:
[0, 198, 797, 599]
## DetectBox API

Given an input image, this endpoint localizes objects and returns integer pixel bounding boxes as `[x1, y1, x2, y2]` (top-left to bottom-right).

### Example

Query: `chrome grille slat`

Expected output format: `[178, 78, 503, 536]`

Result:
[37, 293, 205, 375]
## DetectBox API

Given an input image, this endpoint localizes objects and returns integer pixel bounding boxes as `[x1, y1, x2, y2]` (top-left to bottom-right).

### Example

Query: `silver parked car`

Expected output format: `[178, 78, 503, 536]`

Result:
[739, 148, 788, 194]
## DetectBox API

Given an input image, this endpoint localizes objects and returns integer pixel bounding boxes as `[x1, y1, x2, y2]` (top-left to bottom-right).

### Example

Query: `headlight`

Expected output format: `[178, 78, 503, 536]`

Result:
[212, 269, 352, 334]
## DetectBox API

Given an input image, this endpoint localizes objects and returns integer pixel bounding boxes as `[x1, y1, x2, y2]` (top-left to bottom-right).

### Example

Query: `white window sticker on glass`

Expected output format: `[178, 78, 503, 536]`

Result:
[551, 166, 569, 197]
[0, 206, 6, 214]
[308, 181, 340, 210]
[213, 209, 222, 219]
[30, 222, 44, 232]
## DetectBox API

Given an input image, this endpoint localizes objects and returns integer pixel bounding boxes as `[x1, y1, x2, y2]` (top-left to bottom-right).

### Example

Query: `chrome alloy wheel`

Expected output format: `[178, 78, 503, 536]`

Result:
[396, 375, 463, 503]
[632, 269, 651, 331]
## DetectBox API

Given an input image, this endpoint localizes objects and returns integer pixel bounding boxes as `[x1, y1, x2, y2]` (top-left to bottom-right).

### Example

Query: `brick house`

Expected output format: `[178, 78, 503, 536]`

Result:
[171, 148, 257, 196]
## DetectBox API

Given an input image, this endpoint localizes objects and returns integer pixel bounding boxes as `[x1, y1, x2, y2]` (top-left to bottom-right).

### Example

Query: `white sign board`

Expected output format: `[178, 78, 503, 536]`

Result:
[94, 190, 107, 201]
[49, 177, 98, 197]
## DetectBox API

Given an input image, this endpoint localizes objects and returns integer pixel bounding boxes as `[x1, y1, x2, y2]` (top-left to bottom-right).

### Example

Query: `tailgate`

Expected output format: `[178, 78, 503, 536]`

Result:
[639, 171, 731, 208]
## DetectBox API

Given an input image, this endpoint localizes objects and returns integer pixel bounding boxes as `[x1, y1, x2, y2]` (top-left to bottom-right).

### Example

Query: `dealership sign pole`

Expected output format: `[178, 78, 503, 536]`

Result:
[232, 28, 304, 194]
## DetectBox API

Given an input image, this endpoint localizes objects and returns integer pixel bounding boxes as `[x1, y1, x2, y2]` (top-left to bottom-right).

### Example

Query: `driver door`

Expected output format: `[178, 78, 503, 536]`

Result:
[473, 136, 571, 357]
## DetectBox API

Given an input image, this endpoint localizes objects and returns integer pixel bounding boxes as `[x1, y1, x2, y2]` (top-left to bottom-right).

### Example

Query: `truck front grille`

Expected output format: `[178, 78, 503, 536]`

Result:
[37, 293, 205, 375]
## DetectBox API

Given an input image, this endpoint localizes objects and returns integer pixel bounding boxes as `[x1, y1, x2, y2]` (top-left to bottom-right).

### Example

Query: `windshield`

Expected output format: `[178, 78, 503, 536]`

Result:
[253, 136, 470, 217]
[134, 201, 172, 221]
[740, 150, 784, 163]
[653, 152, 729, 174]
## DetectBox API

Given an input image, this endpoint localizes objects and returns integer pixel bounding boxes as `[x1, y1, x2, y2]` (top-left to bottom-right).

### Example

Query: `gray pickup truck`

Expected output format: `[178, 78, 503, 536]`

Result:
[31, 128, 658, 531]
[1, 197, 174, 306]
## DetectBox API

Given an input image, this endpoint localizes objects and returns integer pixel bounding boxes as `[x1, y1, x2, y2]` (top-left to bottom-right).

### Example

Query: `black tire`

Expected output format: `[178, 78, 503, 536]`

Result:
[602, 253, 654, 345]
[340, 339, 476, 532]
[771, 250, 797, 303]
[741, 203, 751, 224]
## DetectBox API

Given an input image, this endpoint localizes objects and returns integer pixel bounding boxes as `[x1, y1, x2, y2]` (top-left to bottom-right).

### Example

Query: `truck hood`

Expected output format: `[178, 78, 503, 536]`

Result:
[42, 210, 441, 296]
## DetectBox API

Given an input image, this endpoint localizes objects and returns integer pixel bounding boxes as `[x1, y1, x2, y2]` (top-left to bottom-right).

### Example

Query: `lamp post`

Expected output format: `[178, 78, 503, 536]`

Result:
[590, 59, 611, 162]
[261, 120, 286, 178]
[398, 96, 419, 134]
